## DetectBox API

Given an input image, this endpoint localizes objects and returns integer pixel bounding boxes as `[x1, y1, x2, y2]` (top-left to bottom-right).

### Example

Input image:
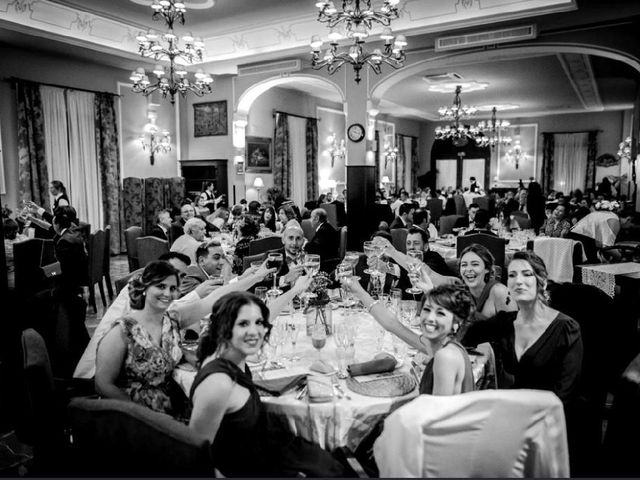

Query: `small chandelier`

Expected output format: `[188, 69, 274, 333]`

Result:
[310, 0, 407, 84]
[618, 136, 632, 162]
[504, 140, 526, 169]
[434, 85, 482, 147]
[475, 107, 512, 148]
[130, 0, 213, 104]
[327, 132, 346, 167]
[140, 110, 171, 165]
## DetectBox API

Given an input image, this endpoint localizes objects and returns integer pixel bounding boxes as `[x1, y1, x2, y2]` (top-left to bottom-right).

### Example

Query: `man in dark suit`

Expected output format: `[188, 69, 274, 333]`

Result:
[306, 208, 340, 272]
[404, 227, 454, 277]
[454, 202, 480, 230]
[389, 203, 415, 230]
[149, 209, 172, 243]
[463, 209, 497, 236]
[52, 207, 88, 297]
[331, 196, 347, 228]
[170, 203, 196, 245]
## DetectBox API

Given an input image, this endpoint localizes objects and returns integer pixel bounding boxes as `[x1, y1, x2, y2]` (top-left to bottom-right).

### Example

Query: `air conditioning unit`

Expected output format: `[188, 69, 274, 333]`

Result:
[237, 59, 301, 77]
[435, 25, 536, 52]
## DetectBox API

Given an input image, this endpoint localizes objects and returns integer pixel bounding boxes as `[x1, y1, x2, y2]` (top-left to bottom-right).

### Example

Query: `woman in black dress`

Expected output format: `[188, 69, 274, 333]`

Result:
[188, 288, 351, 477]
[462, 250, 583, 405]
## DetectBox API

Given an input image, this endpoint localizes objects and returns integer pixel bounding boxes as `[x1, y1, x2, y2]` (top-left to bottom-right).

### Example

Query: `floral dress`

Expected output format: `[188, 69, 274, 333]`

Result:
[114, 312, 184, 416]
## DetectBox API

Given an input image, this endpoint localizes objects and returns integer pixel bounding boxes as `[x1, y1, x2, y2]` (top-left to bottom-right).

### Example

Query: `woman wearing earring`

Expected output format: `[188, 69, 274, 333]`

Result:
[342, 278, 475, 395]
[459, 244, 517, 320]
[188, 284, 351, 477]
[462, 251, 583, 404]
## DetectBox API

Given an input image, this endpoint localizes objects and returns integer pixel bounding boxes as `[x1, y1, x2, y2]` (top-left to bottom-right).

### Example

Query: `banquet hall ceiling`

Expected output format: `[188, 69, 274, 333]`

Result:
[1, 0, 639, 121]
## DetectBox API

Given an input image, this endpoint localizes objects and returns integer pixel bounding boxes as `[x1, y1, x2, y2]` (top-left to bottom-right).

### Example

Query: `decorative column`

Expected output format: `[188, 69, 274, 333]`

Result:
[345, 71, 378, 250]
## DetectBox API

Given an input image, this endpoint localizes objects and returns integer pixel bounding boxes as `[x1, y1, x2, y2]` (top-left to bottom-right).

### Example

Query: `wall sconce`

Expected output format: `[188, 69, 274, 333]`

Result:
[381, 175, 391, 190]
[139, 109, 170, 165]
[253, 176, 264, 199]
[383, 144, 398, 169]
[327, 132, 346, 168]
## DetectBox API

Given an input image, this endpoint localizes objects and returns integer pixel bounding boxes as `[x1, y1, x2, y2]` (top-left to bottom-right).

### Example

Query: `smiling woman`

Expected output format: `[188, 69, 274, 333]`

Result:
[95, 261, 188, 417]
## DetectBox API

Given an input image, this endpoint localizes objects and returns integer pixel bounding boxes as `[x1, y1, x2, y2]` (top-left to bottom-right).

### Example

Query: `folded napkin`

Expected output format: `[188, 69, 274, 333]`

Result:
[309, 359, 335, 374]
[348, 353, 397, 377]
[307, 375, 334, 403]
[254, 374, 306, 397]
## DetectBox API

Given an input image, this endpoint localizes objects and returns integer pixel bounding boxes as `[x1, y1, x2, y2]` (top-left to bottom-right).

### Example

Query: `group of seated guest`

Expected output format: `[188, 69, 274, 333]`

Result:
[170, 217, 207, 264]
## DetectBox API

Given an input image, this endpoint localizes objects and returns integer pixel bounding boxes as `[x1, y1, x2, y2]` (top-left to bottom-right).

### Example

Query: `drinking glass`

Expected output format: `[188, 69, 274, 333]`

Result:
[254, 286, 268, 302]
[343, 251, 360, 271]
[405, 249, 424, 295]
[303, 254, 321, 277]
[265, 290, 279, 308]
[311, 322, 327, 360]
[287, 322, 300, 362]
[390, 288, 402, 313]
[266, 252, 283, 295]
[363, 241, 377, 274]
[368, 270, 386, 300]
[400, 299, 418, 327]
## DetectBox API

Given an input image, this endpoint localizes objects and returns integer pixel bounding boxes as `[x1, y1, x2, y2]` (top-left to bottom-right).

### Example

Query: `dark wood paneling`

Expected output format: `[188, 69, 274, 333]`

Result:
[346, 165, 377, 251]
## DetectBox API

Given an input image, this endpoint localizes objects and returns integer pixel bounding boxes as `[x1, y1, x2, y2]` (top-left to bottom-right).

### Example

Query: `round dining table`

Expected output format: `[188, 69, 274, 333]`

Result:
[174, 307, 491, 451]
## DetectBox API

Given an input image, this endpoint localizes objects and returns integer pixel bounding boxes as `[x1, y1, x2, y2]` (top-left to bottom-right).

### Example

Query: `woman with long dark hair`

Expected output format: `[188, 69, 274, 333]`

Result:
[189, 285, 351, 477]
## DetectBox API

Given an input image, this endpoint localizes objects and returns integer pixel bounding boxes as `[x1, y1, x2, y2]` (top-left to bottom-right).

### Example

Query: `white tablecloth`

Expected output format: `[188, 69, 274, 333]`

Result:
[174, 309, 489, 450]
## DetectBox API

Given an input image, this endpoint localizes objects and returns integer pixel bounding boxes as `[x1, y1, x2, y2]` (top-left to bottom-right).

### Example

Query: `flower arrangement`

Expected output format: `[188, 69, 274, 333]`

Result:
[595, 200, 621, 212]
[305, 271, 333, 335]
[618, 136, 632, 162]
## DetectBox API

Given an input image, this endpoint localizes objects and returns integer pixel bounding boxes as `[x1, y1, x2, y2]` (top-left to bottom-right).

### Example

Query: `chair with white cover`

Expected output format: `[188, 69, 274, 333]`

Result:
[373, 389, 569, 478]
[530, 237, 586, 283]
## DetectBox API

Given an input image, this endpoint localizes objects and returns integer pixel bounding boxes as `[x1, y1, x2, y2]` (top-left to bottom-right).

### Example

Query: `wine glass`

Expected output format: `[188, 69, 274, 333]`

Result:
[405, 249, 424, 295]
[311, 322, 327, 360]
[343, 251, 360, 272]
[254, 286, 267, 302]
[363, 241, 377, 274]
[266, 252, 283, 295]
[303, 254, 321, 277]
[390, 287, 402, 313]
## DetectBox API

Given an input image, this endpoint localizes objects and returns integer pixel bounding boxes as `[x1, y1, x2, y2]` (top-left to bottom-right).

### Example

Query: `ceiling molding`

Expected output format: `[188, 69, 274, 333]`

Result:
[557, 53, 603, 111]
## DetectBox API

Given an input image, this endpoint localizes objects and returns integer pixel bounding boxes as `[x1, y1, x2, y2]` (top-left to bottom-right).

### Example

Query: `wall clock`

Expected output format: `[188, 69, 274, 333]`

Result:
[347, 123, 365, 143]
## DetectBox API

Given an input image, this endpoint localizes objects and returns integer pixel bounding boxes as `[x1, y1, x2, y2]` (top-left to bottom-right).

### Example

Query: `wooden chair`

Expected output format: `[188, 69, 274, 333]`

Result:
[248, 236, 282, 256]
[457, 233, 507, 283]
[426, 198, 443, 227]
[68, 398, 213, 476]
[439, 215, 462, 236]
[102, 225, 114, 301]
[391, 228, 408, 253]
[242, 252, 268, 272]
[124, 226, 142, 272]
[136, 236, 169, 268]
[319, 203, 338, 229]
[301, 219, 315, 242]
[86, 230, 107, 313]
[453, 195, 466, 216]
[473, 196, 489, 212]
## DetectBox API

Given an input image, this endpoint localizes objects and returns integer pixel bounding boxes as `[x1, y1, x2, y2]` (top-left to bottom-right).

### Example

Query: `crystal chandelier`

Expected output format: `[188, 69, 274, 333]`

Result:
[310, 0, 407, 84]
[434, 85, 481, 147]
[475, 107, 512, 148]
[384, 144, 398, 168]
[130, 0, 213, 104]
[139, 110, 171, 165]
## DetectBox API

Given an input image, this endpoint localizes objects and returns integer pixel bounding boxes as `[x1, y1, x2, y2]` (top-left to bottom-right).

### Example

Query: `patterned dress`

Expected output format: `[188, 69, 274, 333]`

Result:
[114, 312, 184, 416]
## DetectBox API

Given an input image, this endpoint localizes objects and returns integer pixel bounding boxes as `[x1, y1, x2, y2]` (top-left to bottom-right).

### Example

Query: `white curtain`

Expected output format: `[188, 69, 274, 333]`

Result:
[66, 91, 103, 230]
[41, 86, 71, 193]
[554, 133, 588, 193]
[289, 116, 307, 209]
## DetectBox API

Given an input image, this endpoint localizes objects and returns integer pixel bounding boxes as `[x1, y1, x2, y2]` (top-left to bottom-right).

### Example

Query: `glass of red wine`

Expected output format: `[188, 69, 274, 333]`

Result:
[267, 252, 283, 295]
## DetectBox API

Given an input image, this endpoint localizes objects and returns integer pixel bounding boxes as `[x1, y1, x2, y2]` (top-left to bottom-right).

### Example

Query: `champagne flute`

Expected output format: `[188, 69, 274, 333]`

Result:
[343, 251, 360, 273]
[311, 322, 327, 360]
[287, 322, 300, 362]
[390, 287, 402, 313]
[254, 286, 268, 302]
[266, 252, 283, 295]
[405, 249, 424, 295]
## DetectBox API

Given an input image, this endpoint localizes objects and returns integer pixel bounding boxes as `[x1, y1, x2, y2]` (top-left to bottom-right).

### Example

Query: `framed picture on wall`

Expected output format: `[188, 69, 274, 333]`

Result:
[245, 136, 272, 173]
[497, 124, 538, 183]
[193, 100, 228, 137]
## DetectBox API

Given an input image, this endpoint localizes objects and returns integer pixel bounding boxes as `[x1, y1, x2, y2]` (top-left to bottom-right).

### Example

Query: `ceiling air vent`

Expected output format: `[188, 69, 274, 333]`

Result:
[435, 25, 536, 52]
[422, 72, 463, 83]
[238, 59, 301, 77]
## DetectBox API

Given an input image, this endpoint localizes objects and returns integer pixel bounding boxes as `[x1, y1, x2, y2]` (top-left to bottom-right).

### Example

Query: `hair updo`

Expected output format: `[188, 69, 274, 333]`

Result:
[128, 260, 180, 310]
[422, 283, 476, 337]
[509, 251, 549, 303]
